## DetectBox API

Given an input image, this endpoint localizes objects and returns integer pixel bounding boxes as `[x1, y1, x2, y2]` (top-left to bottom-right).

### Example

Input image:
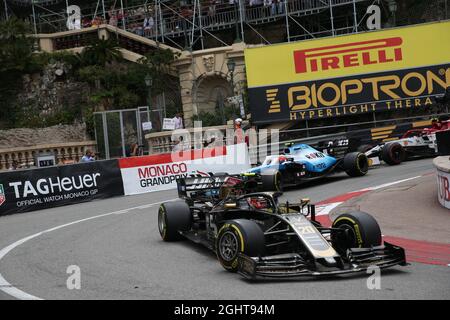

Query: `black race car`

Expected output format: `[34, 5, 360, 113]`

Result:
[158, 175, 406, 279]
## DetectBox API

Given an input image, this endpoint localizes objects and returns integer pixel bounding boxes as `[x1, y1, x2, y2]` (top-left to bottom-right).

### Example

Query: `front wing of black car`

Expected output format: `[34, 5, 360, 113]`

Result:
[237, 242, 407, 279]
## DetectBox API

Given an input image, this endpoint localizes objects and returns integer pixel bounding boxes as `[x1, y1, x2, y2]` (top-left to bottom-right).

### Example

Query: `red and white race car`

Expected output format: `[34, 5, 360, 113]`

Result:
[359, 116, 450, 166]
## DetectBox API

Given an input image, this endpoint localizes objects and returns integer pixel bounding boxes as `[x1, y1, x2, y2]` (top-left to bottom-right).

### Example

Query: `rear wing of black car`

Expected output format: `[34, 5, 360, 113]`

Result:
[176, 174, 229, 198]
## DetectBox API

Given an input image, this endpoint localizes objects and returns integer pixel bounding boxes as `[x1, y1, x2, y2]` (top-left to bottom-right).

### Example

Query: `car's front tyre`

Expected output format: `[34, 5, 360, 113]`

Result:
[331, 211, 382, 254]
[216, 219, 265, 272]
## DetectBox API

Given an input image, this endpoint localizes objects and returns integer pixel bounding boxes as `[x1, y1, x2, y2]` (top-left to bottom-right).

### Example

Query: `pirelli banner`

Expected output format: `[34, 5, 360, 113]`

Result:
[245, 21, 450, 123]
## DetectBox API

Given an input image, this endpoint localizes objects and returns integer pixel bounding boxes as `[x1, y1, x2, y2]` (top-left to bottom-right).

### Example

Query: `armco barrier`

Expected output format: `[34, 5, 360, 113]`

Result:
[119, 143, 251, 195]
[0, 160, 124, 216]
[433, 156, 450, 210]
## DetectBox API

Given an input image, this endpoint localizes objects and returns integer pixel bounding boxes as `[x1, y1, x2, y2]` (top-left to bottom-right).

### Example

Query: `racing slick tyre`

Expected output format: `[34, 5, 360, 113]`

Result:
[158, 200, 192, 241]
[216, 219, 265, 272]
[260, 169, 283, 192]
[381, 143, 405, 165]
[343, 152, 369, 177]
[331, 211, 382, 254]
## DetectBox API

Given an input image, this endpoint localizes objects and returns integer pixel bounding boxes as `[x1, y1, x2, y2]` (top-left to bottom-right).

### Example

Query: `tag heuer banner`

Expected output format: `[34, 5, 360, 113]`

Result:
[244, 21, 450, 123]
[0, 160, 124, 216]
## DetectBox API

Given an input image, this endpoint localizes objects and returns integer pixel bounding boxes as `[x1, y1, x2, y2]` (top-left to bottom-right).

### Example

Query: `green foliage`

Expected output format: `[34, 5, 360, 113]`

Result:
[79, 38, 123, 67]
[0, 17, 33, 73]
[137, 49, 181, 97]
[13, 104, 81, 128]
[82, 104, 96, 138]
[75, 47, 181, 113]
[0, 25, 182, 132]
[29, 50, 81, 74]
[0, 18, 34, 128]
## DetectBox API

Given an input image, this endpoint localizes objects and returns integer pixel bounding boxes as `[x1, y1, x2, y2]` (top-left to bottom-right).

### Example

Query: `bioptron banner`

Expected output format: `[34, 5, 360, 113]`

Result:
[118, 143, 251, 195]
[244, 21, 450, 123]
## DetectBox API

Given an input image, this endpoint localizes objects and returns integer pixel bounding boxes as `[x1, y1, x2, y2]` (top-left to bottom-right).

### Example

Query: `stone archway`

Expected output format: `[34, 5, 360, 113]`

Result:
[193, 73, 233, 116]
[174, 42, 246, 127]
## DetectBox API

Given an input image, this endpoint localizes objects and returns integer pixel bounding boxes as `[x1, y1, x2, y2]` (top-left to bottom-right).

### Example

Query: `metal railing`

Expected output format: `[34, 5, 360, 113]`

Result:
[33, 0, 366, 38]
[0, 141, 97, 171]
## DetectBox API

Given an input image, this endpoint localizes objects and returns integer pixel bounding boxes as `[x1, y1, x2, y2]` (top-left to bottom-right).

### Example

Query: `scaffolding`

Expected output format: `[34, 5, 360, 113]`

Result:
[0, 1, 407, 49]
[2, 0, 449, 50]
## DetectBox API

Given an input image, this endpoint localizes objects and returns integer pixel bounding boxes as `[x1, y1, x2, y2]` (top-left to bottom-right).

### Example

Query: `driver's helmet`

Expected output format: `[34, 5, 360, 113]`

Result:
[278, 156, 288, 164]
[247, 197, 269, 210]
[431, 118, 441, 130]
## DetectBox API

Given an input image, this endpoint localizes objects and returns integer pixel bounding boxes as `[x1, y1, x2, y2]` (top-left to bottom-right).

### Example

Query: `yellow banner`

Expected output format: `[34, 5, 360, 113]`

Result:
[245, 21, 450, 88]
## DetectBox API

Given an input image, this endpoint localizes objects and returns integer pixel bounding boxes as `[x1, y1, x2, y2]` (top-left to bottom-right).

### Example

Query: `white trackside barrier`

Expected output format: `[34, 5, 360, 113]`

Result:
[433, 156, 450, 210]
[118, 143, 251, 195]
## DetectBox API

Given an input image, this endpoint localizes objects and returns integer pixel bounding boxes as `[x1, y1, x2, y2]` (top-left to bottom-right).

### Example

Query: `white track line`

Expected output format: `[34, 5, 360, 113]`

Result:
[360, 175, 422, 192]
[0, 199, 175, 300]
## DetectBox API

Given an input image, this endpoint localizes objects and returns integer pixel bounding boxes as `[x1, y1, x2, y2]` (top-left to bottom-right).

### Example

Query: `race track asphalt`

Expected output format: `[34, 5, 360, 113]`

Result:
[0, 158, 449, 300]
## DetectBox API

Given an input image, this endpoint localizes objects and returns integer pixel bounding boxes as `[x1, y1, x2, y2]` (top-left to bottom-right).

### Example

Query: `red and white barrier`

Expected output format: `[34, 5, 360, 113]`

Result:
[433, 157, 450, 209]
[118, 144, 251, 195]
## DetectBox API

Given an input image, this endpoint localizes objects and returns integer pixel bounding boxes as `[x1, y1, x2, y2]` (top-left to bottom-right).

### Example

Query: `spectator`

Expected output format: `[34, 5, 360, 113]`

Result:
[276, 0, 284, 14]
[173, 113, 184, 129]
[82, 18, 92, 28]
[233, 117, 244, 144]
[8, 160, 18, 171]
[143, 15, 154, 36]
[126, 143, 139, 157]
[263, 0, 277, 15]
[207, 0, 216, 24]
[204, 135, 217, 148]
[134, 23, 144, 36]
[91, 16, 103, 27]
[172, 136, 189, 152]
[80, 149, 95, 162]
[108, 6, 118, 26]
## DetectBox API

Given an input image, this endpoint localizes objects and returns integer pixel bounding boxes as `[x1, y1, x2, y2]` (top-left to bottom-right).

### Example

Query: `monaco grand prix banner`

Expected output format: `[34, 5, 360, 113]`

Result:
[119, 144, 251, 195]
[0, 160, 124, 216]
[245, 21, 450, 123]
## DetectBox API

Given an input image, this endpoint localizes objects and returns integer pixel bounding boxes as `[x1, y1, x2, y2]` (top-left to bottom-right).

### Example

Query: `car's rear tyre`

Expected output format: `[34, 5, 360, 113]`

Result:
[216, 219, 265, 272]
[331, 211, 382, 254]
[381, 143, 405, 165]
[343, 152, 368, 177]
[260, 169, 283, 191]
[158, 200, 192, 241]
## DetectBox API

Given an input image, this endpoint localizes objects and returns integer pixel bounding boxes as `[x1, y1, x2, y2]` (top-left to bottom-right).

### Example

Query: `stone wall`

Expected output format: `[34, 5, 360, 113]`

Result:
[16, 61, 90, 126]
[0, 123, 89, 149]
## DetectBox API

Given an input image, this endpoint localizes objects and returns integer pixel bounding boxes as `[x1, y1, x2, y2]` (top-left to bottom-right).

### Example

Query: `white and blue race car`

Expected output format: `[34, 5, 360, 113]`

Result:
[247, 143, 368, 189]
